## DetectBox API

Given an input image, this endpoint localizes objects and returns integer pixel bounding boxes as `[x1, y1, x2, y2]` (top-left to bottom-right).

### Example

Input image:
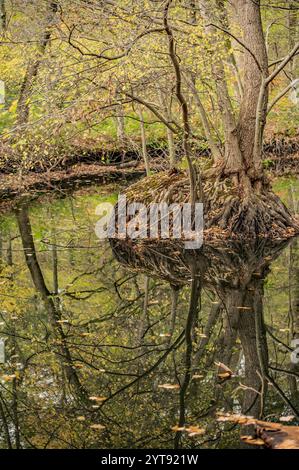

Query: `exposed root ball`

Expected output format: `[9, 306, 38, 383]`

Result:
[124, 170, 299, 240]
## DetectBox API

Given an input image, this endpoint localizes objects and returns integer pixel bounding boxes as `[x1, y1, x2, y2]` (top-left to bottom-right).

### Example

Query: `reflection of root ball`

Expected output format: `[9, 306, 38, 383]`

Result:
[110, 237, 290, 290]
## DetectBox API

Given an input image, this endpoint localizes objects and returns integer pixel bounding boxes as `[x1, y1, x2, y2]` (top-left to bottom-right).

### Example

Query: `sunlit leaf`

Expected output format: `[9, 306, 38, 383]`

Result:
[158, 383, 180, 390]
[90, 424, 106, 431]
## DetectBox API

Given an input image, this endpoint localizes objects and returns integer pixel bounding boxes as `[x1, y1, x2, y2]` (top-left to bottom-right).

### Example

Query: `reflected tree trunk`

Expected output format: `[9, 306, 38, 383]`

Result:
[174, 260, 201, 449]
[168, 284, 180, 343]
[16, 205, 88, 403]
[194, 301, 221, 365]
[51, 227, 59, 295]
[138, 275, 150, 343]
[289, 238, 299, 405]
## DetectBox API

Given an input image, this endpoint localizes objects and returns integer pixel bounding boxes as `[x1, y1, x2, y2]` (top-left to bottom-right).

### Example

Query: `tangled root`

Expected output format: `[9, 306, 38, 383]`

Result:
[206, 191, 298, 239]
[123, 170, 299, 241]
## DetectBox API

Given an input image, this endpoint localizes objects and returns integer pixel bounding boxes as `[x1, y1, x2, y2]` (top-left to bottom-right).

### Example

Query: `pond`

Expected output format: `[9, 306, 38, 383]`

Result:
[0, 178, 298, 449]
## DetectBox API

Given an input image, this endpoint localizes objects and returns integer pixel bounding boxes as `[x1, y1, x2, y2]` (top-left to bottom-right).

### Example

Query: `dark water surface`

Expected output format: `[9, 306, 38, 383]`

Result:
[0, 182, 298, 449]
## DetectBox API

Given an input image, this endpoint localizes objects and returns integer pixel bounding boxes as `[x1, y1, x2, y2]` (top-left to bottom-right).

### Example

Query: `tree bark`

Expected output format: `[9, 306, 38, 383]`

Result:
[198, 0, 243, 175]
[137, 105, 151, 176]
[287, 1, 298, 79]
[164, 0, 202, 205]
[184, 73, 222, 161]
[156, 85, 177, 169]
[231, 0, 269, 178]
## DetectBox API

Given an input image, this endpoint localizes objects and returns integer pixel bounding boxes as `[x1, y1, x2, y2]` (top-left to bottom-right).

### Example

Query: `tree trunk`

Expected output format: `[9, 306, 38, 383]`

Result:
[185, 73, 222, 161]
[231, 0, 269, 179]
[16, 1, 58, 128]
[198, 0, 243, 176]
[16, 205, 88, 402]
[137, 105, 150, 176]
[156, 85, 177, 169]
[115, 91, 126, 148]
[164, 0, 202, 205]
[287, 1, 298, 79]
[0, 0, 6, 31]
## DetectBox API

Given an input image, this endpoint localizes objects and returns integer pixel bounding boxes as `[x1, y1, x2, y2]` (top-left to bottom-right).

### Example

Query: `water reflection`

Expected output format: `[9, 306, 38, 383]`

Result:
[0, 194, 298, 449]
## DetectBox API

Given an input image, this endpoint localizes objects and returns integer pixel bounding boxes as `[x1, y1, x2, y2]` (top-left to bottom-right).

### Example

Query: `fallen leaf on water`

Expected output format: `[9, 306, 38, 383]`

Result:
[185, 426, 205, 436]
[215, 362, 234, 381]
[218, 372, 232, 379]
[1, 374, 17, 382]
[158, 383, 180, 390]
[77, 416, 86, 422]
[89, 396, 107, 402]
[74, 363, 83, 369]
[241, 435, 265, 446]
[217, 413, 255, 425]
[90, 424, 106, 431]
[171, 425, 185, 432]
[279, 416, 295, 422]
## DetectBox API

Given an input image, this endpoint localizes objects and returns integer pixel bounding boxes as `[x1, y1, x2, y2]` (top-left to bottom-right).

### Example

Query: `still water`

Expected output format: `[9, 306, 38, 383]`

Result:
[0, 180, 298, 449]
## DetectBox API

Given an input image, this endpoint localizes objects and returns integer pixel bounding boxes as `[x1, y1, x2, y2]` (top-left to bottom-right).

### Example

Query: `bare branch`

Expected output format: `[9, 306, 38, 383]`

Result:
[163, 0, 201, 203]
[267, 79, 299, 114]
[266, 42, 299, 85]
[125, 92, 180, 134]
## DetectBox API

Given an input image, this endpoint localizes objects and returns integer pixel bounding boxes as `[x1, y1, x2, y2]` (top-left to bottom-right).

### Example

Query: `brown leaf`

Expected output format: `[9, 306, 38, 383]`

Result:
[185, 426, 205, 436]
[158, 383, 180, 390]
[215, 362, 234, 381]
[241, 435, 265, 446]
[171, 425, 185, 432]
[217, 413, 299, 449]
[90, 424, 106, 431]
[89, 396, 107, 403]
[77, 416, 86, 422]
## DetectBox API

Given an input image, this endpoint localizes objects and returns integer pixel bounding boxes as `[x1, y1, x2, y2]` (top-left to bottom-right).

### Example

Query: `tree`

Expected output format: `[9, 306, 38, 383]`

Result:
[0, 0, 6, 32]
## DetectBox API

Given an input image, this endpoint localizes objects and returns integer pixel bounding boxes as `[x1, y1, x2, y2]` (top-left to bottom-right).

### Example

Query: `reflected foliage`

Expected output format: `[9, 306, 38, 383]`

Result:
[0, 189, 298, 448]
